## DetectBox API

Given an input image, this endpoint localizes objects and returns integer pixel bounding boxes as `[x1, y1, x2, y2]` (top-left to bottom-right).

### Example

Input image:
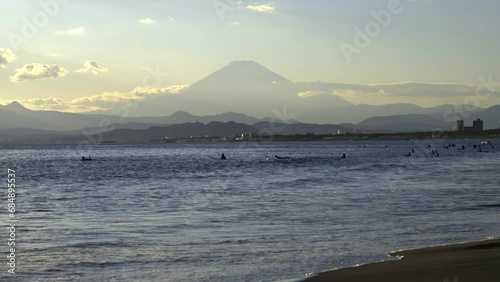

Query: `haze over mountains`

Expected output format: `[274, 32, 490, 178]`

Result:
[1, 61, 500, 142]
[87, 60, 497, 127]
[106, 60, 356, 119]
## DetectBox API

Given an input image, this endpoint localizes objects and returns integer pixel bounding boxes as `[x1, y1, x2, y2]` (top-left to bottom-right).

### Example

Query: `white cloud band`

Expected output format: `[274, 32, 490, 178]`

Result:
[55, 26, 85, 36]
[9, 63, 69, 82]
[76, 60, 109, 75]
[0, 48, 17, 69]
[2, 85, 189, 112]
[246, 4, 275, 13]
[139, 17, 156, 24]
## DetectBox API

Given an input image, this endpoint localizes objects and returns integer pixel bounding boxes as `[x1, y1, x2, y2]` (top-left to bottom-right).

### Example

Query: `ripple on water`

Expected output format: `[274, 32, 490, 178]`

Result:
[0, 141, 499, 282]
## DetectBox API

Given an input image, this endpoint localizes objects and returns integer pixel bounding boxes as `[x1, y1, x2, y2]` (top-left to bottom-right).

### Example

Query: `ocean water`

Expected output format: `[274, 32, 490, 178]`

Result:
[1, 140, 499, 281]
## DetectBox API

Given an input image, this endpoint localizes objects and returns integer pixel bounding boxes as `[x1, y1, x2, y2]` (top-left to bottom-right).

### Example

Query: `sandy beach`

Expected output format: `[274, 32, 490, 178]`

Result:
[303, 238, 500, 282]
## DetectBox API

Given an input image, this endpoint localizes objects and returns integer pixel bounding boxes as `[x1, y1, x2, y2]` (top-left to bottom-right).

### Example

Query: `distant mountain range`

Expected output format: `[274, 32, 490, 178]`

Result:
[1, 60, 500, 143]
[99, 61, 496, 127]
[105, 61, 356, 119]
[357, 114, 450, 132]
[0, 120, 354, 144]
[0, 102, 278, 131]
[1, 99, 498, 134]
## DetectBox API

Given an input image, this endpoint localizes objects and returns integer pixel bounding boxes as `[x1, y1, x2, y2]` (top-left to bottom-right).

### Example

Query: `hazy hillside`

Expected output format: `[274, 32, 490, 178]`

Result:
[357, 114, 452, 132]
[253, 122, 352, 135]
[470, 105, 500, 129]
[99, 122, 258, 142]
[0, 101, 124, 131]
[0, 102, 266, 131]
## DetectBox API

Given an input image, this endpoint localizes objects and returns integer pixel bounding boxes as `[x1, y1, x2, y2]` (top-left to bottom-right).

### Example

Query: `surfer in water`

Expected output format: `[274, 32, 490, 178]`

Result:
[339, 153, 346, 159]
[220, 153, 226, 160]
[275, 155, 290, 159]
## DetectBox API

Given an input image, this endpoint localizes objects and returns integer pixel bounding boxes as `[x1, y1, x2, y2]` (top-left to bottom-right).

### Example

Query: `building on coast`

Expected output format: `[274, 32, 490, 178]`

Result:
[453, 119, 483, 132]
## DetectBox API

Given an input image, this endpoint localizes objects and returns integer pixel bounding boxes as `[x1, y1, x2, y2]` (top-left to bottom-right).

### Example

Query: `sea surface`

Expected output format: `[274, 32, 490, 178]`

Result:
[1, 140, 499, 281]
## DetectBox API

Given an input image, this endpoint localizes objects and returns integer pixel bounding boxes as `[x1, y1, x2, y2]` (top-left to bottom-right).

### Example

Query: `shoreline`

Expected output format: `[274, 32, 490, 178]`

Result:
[301, 238, 500, 282]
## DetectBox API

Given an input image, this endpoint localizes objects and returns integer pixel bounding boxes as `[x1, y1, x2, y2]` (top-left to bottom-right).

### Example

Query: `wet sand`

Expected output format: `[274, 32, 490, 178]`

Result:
[303, 238, 500, 282]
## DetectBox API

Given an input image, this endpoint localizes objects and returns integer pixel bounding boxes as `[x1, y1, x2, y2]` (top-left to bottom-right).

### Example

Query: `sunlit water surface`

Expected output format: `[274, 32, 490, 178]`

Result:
[1, 140, 499, 281]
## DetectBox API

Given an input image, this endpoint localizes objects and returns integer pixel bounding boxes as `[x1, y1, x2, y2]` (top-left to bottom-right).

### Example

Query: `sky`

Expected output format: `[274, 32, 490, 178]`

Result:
[1, 0, 500, 112]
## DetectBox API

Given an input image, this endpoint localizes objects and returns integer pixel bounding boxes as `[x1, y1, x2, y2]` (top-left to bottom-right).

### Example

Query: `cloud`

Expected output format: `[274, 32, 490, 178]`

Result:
[296, 81, 499, 101]
[22, 97, 84, 111]
[297, 90, 326, 97]
[55, 26, 85, 36]
[230, 21, 240, 27]
[363, 82, 477, 97]
[246, 4, 275, 13]
[0, 48, 17, 69]
[0, 97, 95, 112]
[70, 85, 189, 109]
[139, 17, 156, 24]
[76, 60, 109, 75]
[2, 85, 189, 112]
[332, 89, 384, 99]
[9, 64, 69, 82]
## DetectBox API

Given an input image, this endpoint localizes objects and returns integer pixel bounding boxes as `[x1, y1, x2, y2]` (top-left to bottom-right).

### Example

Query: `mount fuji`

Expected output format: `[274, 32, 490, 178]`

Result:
[133, 60, 353, 119]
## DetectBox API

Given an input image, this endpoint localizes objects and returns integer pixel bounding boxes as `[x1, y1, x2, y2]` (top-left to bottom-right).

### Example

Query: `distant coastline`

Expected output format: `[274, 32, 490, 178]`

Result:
[1, 129, 499, 145]
[157, 129, 500, 143]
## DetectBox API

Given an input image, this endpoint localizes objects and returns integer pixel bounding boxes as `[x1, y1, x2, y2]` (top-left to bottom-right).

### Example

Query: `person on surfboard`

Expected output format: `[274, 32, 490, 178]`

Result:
[274, 155, 289, 159]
